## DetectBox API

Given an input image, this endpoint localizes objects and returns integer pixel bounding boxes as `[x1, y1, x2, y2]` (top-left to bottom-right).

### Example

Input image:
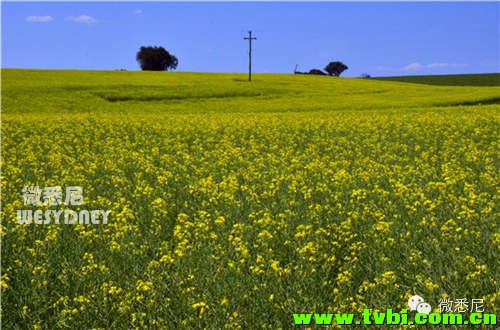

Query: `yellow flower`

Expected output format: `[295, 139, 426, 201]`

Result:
[136, 280, 153, 292]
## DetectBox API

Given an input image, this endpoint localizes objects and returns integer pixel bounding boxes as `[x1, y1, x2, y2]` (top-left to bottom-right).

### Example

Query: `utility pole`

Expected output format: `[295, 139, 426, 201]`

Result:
[244, 31, 256, 81]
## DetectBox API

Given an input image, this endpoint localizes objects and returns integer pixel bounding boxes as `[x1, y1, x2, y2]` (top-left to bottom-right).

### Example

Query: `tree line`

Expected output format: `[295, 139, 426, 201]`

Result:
[136, 45, 349, 77]
[295, 61, 348, 77]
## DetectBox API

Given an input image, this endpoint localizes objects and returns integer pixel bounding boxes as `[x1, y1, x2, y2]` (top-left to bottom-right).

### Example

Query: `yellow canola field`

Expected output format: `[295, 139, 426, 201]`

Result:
[2, 70, 499, 328]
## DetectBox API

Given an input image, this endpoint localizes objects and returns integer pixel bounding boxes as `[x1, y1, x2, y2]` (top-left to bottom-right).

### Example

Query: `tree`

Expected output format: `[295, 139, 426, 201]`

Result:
[136, 46, 178, 71]
[308, 69, 326, 75]
[324, 61, 348, 77]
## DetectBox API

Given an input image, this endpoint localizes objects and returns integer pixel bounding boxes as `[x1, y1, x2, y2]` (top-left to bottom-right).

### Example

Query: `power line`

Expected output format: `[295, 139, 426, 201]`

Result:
[244, 31, 257, 81]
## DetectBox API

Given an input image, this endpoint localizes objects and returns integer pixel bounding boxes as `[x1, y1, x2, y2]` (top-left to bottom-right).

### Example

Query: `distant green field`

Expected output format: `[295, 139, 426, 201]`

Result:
[2, 69, 499, 329]
[3, 69, 500, 116]
[374, 73, 500, 87]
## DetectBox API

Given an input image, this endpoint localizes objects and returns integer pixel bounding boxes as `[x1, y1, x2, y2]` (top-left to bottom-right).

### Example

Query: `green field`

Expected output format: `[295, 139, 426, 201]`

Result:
[374, 73, 500, 87]
[2, 69, 499, 328]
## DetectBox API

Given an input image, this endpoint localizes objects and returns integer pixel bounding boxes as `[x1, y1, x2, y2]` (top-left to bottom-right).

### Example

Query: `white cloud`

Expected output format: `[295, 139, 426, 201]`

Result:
[26, 16, 53, 23]
[134, 9, 143, 15]
[66, 15, 97, 25]
[427, 62, 449, 69]
[403, 62, 467, 71]
[376, 62, 468, 75]
[404, 62, 424, 71]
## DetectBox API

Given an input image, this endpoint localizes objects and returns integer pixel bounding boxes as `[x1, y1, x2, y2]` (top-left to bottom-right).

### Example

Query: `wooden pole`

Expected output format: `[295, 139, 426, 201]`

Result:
[244, 31, 257, 81]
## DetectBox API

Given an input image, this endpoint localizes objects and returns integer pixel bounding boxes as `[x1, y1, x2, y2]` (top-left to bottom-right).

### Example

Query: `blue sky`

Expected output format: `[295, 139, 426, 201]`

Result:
[2, 2, 498, 77]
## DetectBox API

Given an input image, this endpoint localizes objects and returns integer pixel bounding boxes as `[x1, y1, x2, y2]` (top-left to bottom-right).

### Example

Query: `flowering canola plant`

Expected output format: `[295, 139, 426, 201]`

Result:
[1, 70, 499, 328]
